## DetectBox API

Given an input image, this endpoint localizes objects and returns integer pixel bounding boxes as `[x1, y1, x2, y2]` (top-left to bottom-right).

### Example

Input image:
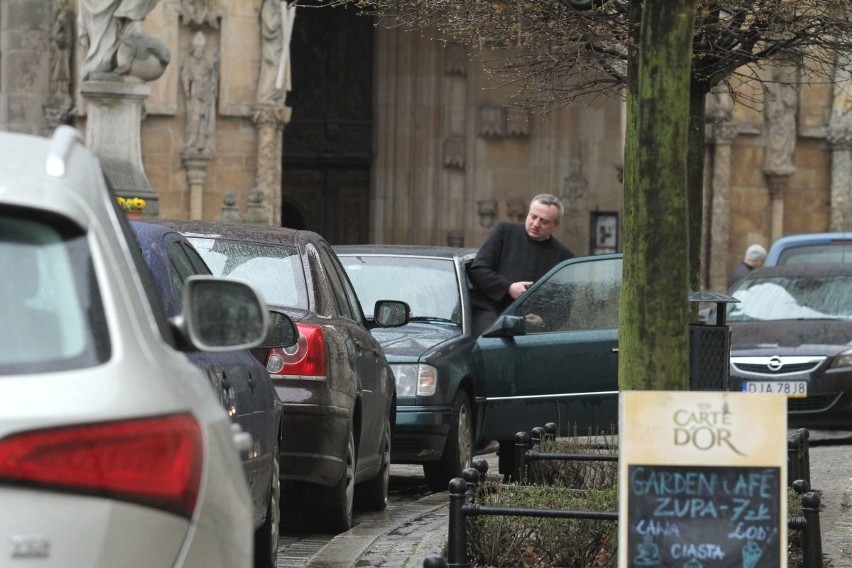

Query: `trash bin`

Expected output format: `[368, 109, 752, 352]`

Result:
[689, 291, 739, 391]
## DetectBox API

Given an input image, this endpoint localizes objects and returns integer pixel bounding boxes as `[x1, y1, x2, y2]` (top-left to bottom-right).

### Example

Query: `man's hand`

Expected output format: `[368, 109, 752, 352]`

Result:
[509, 281, 533, 299]
[524, 313, 544, 328]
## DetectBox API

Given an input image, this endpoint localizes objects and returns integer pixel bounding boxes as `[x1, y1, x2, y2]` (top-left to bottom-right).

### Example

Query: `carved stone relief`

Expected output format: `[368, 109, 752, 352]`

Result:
[476, 199, 498, 229]
[478, 106, 506, 138]
[180, 0, 222, 28]
[442, 135, 465, 169]
[444, 43, 467, 77]
[506, 107, 531, 137]
[505, 198, 526, 222]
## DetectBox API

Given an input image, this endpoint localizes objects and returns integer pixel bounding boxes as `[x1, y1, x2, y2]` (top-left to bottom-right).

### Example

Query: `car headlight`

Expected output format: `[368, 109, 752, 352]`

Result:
[391, 364, 438, 397]
[830, 349, 852, 369]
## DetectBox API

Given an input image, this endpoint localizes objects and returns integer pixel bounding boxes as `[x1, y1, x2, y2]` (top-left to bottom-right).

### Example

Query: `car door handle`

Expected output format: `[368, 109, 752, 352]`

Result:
[611, 348, 619, 353]
[248, 373, 256, 391]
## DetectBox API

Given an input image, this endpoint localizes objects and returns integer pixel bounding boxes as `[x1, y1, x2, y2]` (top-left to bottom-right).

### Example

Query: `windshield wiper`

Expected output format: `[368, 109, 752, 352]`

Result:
[408, 316, 458, 325]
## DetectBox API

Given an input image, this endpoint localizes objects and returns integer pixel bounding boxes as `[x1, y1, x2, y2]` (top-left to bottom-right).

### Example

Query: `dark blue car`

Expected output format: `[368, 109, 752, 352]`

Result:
[131, 220, 295, 568]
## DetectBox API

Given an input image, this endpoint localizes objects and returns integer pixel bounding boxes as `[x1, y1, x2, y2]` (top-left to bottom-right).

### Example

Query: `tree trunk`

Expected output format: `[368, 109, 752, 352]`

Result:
[619, 0, 696, 391]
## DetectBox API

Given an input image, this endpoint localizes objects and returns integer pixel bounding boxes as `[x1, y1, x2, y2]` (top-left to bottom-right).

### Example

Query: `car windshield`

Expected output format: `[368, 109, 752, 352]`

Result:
[0, 213, 109, 373]
[186, 237, 309, 310]
[340, 255, 461, 324]
[727, 274, 852, 322]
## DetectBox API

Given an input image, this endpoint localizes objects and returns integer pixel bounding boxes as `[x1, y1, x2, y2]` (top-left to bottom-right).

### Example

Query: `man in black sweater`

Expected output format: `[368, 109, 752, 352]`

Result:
[469, 193, 575, 335]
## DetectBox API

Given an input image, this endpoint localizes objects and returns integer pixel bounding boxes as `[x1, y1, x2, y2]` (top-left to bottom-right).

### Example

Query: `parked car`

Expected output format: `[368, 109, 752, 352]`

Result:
[335, 245, 481, 490]
[149, 220, 409, 533]
[0, 126, 269, 567]
[726, 263, 852, 430]
[765, 232, 852, 266]
[130, 220, 299, 567]
[338, 246, 623, 478]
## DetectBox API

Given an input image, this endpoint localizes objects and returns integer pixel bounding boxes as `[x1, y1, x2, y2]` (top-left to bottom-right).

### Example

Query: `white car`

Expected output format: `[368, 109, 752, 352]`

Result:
[0, 126, 274, 567]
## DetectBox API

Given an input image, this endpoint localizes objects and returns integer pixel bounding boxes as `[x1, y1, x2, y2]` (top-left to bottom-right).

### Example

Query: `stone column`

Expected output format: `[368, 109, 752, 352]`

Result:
[826, 122, 852, 231]
[252, 106, 291, 226]
[707, 121, 738, 292]
[182, 148, 213, 219]
[765, 174, 790, 242]
[80, 81, 159, 216]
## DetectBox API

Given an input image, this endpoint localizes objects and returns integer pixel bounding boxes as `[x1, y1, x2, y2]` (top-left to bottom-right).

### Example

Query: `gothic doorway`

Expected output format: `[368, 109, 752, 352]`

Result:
[282, 3, 373, 244]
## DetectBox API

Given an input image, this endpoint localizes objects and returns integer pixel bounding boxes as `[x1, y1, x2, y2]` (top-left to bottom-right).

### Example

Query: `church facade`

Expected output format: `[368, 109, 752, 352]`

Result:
[2, 0, 850, 292]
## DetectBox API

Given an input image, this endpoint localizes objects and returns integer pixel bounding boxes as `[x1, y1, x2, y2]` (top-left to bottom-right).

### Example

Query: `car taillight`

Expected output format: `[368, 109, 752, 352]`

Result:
[0, 413, 202, 518]
[266, 322, 326, 378]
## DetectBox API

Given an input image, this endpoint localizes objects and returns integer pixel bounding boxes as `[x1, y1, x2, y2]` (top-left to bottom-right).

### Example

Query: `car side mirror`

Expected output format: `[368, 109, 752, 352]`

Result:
[481, 314, 526, 338]
[259, 309, 299, 348]
[181, 276, 269, 351]
[374, 300, 410, 327]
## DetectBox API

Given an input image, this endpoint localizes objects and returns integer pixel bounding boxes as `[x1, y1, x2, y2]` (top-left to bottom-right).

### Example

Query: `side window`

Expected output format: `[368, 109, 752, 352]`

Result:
[167, 241, 201, 309]
[182, 242, 213, 276]
[318, 244, 355, 320]
[514, 257, 622, 333]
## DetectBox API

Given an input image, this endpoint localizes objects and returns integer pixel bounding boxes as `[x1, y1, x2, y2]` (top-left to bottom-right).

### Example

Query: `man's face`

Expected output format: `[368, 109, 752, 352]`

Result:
[524, 201, 561, 241]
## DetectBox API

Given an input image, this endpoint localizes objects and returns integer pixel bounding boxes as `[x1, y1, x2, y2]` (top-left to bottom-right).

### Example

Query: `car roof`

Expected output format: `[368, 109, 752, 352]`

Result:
[0, 127, 114, 229]
[766, 232, 852, 263]
[142, 218, 316, 246]
[740, 263, 852, 280]
[334, 244, 478, 260]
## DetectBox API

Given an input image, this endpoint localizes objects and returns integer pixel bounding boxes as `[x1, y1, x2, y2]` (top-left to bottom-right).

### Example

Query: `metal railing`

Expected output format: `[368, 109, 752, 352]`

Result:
[424, 425, 823, 568]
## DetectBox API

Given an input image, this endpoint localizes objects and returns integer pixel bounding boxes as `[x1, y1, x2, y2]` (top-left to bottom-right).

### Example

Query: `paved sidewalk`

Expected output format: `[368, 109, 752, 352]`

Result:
[807, 431, 852, 568]
[305, 492, 449, 567]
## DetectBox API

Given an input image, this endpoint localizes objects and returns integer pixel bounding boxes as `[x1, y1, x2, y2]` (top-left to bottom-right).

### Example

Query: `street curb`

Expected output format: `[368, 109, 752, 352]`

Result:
[308, 492, 450, 567]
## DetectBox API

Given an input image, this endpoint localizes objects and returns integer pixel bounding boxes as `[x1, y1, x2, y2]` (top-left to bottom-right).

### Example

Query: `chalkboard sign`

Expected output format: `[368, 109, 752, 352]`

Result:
[625, 464, 782, 568]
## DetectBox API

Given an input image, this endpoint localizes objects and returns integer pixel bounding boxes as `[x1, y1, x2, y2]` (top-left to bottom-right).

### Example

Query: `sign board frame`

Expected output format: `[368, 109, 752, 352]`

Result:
[618, 391, 787, 568]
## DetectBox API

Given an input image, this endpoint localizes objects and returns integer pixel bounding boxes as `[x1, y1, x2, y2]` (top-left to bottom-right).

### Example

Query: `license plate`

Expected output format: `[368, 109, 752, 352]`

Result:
[742, 381, 807, 398]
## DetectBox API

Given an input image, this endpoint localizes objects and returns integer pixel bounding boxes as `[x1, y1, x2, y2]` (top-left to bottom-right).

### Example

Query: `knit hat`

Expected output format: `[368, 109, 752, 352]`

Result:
[745, 244, 767, 262]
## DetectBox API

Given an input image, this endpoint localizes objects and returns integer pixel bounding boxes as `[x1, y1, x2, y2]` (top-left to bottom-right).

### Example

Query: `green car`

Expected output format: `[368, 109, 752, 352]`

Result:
[338, 246, 622, 480]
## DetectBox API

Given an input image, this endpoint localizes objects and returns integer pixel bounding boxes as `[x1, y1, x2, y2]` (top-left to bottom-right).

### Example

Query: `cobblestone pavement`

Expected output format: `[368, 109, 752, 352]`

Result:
[807, 432, 852, 568]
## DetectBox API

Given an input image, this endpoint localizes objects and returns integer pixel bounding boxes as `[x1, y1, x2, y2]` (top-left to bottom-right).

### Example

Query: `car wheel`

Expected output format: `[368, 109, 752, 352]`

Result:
[305, 428, 355, 534]
[423, 390, 473, 492]
[254, 440, 280, 568]
[355, 414, 391, 511]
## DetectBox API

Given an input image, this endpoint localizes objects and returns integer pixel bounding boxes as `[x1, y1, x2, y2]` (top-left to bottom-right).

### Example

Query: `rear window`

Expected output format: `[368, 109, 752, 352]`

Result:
[186, 236, 309, 309]
[0, 211, 110, 374]
[776, 244, 852, 266]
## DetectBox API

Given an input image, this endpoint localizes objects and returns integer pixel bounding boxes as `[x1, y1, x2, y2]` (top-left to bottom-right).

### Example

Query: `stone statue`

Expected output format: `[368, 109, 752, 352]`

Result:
[78, 0, 170, 81]
[181, 31, 218, 151]
[763, 73, 798, 176]
[831, 52, 852, 126]
[50, 0, 75, 97]
[256, 0, 296, 106]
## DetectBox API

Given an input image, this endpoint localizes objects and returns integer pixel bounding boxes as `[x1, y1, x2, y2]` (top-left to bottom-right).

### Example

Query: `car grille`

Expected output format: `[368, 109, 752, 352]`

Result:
[789, 393, 842, 413]
[730, 356, 824, 376]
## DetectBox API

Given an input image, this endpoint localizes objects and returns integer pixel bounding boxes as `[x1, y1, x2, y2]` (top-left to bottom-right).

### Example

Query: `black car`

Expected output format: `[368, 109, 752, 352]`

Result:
[149, 220, 408, 533]
[727, 263, 852, 430]
[336, 245, 480, 490]
[131, 220, 296, 567]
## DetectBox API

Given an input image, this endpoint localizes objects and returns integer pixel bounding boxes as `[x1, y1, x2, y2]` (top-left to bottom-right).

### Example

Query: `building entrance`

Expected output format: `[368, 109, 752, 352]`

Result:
[282, 3, 373, 244]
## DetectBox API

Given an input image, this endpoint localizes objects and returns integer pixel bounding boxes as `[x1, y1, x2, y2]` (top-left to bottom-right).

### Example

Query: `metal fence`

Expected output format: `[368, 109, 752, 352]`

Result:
[424, 425, 823, 568]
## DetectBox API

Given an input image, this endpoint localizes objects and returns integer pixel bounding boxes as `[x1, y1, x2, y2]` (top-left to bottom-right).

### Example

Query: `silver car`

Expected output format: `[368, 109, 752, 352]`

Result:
[0, 127, 274, 567]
